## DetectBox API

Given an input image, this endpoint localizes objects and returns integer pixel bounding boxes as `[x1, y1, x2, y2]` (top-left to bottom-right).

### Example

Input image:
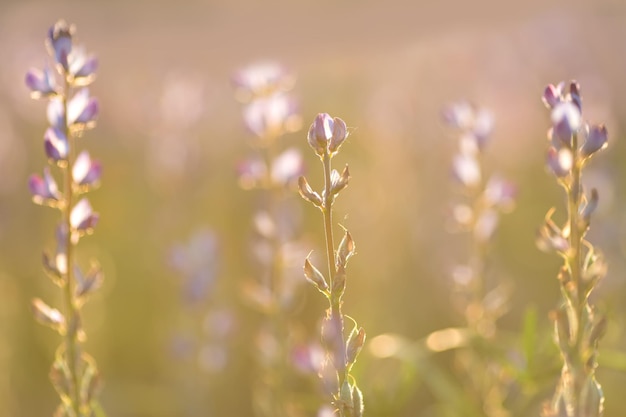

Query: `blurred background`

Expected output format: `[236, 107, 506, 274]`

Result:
[3, 0, 626, 416]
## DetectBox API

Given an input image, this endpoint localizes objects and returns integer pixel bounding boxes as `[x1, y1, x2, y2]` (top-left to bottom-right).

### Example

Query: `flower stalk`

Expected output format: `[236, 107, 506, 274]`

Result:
[299, 113, 364, 417]
[538, 81, 608, 417]
[26, 20, 103, 417]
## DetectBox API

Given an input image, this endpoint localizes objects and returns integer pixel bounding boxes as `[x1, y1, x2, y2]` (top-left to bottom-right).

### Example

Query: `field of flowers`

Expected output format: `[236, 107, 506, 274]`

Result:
[2, 1, 626, 416]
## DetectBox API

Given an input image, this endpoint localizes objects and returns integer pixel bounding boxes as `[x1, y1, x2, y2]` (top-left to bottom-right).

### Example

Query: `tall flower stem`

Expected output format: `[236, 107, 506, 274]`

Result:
[300, 113, 364, 417]
[60, 77, 82, 415]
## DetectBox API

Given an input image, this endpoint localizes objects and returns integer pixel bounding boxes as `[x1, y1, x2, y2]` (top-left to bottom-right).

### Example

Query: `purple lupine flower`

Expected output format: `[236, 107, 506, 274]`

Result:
[47, 98, 65, 129]
[47, 20, 74, 71]
[25, 66, 57, 98]
[68, 45, 98, 83]
[551, 101, 581, 143]
[44, 127, 69, 162]
[242, 93, 298, 138]
[72, 151, 102, 186]
[546, 147, 572, 178]
[443, 101, 493, 150]
[581, 124, 608, 158]
[70, 198, 99, 232]
[271, 148, 304, 185]
[29, 167, 61, 203]
[67, 88, 98, 126]
[542, 82, 564, 109]
[484, 175, 517, 210]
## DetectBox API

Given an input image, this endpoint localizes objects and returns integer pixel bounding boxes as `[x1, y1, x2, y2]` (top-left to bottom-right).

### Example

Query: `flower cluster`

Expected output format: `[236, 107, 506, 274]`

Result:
[538, 81, 608, 417]
[299, 113, 365, 417]
[443, 101, 516, 328]
[442, 102, 516, 416]
[26, 20, 103, 417]
[233, 61, 316, 417]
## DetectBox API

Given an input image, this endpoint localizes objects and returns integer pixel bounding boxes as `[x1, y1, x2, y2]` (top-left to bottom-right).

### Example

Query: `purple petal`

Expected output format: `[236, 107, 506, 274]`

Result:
[44, 127, 69, 161]
[546, 147, 572, 177]
[581, 124, 608, 158]
[72, 151, 102, 186]
[48, 20, 74, 71]
[68, 89, 99, 126]
[47, 98, 65, 129]
[25, 67, 57, 98]
[28, 167, 61, 202]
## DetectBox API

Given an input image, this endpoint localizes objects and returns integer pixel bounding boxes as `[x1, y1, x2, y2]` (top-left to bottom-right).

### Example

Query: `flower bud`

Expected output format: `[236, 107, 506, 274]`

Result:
[303, 257, 329, 292]
[298, 176, 322, 207]
[336, 230, 355, 269]
[32, 298, 66, 334]
[29, 167, 61, 204]
[352, 384, 364, 417]
[328, 117, 348, 154]
[307, 113, 333, 155]
[346, 327, 366, 365]
[330, 165, 350, 196]
[332, 265, 347, 299]
[48, 20, 74, 71]
[542, 83, 563, 109]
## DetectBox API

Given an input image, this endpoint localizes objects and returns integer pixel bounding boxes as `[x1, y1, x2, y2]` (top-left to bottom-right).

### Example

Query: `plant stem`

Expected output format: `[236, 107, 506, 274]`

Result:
[322, 152, 336, 281]
[61, 76, 81, 417]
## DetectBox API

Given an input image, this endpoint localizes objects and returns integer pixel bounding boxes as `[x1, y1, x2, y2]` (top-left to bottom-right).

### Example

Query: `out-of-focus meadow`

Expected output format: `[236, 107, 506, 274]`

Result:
[4, 0, 626, 416]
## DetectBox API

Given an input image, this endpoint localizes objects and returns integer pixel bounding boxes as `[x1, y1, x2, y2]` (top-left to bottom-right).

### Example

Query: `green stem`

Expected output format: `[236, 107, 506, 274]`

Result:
[61, 75, 82, 417]
[321, 152, 349, 416]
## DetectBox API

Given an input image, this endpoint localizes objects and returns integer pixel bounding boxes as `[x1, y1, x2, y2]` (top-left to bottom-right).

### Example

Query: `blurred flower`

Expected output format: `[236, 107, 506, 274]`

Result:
[243, 93, 300, 138]
[72, 151, 102, 187]
[47, 20, 74, 71]
[69, 198, 99, 233]
[581, 124, 608, 158]
[484, 175, 517, 211]
[67, 46, 98, 83]
[232, 61, 294, 100]
[271, 148, 304, 185]
[169, 228, 219, 304]
[452, 153, 481, 187]
[67, 88, 98, 127]
[443, 101, 493, 150]
[29, 167, 61, 204]
[43, 127, 68, 162]
[25, 66, 57, 99]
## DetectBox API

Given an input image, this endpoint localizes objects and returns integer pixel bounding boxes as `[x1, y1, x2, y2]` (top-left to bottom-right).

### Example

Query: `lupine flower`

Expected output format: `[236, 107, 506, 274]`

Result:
[29, 167, 61, 204]
[25, 66, 57, 98]
[307, 113, 348, 156]
[43, 127, 69, 162]
[232, 61, 293, 99]
[270, 148, 304, 185]
[72, 151, 102, 187]
[47, 20, 74, 70]
[67, 88, 99, 127]
[67, 45, 98, 83]
[47, 98, 64, 129]
[70, 198, 99, 233]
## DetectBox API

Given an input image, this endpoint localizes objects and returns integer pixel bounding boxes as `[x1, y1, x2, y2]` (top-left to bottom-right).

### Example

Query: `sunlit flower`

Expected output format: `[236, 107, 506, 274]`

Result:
[43, 127, 68, 162]
[25, 66, 57, 98]
[72, 151, 102, 187]
[70, 198, 99, 232]
[29, 167, 61, 203]
[67, 88, 98, 127]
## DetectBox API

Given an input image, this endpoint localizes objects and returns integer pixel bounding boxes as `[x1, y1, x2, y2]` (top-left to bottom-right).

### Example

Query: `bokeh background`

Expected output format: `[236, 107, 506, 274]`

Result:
[3, 0, 626, 416]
